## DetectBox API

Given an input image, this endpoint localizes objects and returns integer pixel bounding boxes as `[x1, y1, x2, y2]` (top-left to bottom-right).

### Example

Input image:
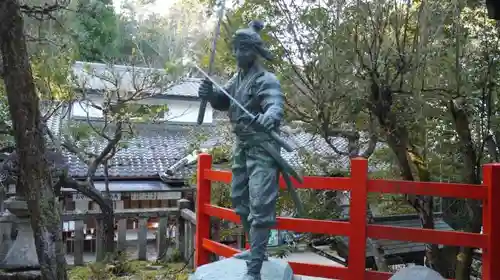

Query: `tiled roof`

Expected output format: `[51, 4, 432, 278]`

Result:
[165, 78, 202, 98]
[72, 61, 202, 98]
[39, 61, 387, 179]
[48, 111, 377, 178]
[281, 131, 351, 173]
[62, 62, 382, 178]
[62, 120, 218, 179]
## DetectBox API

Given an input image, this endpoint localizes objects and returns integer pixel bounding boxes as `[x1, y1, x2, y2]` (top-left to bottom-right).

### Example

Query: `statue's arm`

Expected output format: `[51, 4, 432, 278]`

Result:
[209, 76, 236, 111]
[256, 73, 285, 127]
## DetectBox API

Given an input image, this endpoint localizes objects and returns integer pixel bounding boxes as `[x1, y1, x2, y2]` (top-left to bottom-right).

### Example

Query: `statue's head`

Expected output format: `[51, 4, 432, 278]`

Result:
[232, 20, 273, 69]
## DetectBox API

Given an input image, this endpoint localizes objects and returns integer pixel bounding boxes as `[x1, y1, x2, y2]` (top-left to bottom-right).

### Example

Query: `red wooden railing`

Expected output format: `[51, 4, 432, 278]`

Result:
[194, 153, 500, 279]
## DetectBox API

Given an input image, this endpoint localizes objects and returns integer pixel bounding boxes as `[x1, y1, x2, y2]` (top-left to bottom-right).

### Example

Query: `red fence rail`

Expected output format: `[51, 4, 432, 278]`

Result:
[194, 153, 500, 279]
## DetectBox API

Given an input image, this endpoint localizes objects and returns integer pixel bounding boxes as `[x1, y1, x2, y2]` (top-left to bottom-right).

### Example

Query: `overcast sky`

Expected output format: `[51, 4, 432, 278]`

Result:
[112, 0, 174, 16]
[112, 0, 234, 17]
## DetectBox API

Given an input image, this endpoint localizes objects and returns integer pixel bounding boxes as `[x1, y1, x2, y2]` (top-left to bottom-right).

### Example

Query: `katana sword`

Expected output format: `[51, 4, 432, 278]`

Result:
[196, 0, 225, 125]
[193, 64, 295, 153]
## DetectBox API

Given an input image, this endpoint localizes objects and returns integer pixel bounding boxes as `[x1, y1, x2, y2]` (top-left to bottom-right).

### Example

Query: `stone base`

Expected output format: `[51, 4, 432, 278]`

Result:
[0, 219, 39, 271]
[0, 270, 41, 280]
[389, 266, 445, 280]
[190, 257, 294, 280]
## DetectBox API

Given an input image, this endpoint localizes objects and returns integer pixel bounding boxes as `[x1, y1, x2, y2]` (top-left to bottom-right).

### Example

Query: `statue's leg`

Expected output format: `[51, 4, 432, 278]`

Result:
[245, 147, 279, 279]
[230, 145, 253, 260]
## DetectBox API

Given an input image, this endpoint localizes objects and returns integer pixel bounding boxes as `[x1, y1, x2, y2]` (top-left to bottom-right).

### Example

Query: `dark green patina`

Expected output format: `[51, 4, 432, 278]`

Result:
[198, 20, 303, 280]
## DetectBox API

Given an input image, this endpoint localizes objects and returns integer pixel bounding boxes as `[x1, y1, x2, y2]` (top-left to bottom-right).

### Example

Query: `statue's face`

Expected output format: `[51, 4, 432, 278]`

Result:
[233, 43, 257, 69]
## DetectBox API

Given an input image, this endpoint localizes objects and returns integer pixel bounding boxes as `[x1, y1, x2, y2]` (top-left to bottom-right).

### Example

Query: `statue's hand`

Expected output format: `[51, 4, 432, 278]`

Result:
[256, 113, 276, 131]
[198, 78, 214, 99]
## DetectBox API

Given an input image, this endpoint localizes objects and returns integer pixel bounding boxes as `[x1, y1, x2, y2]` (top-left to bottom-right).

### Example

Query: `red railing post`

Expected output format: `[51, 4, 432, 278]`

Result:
[348, 158, 368, 279]
[195, 153, 213, 267]
[482, 163, 500, 280]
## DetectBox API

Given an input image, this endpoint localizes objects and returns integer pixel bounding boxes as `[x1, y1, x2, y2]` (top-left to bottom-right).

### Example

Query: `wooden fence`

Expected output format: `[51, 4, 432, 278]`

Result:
[194, 153, 500, 280]
[0, 199, 198, 267]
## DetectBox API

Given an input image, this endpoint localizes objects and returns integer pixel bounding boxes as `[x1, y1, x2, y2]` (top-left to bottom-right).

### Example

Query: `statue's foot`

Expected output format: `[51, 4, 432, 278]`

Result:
[242, 273, 261, 280]
[233, 249, 251, 260]
[233, 250, 268, 261]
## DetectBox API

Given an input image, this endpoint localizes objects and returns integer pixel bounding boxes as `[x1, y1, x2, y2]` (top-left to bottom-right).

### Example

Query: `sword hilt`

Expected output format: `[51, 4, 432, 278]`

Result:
[197, 99, 209, 125]
[241, 116, 294, 153]
[270, 131, 294, 153]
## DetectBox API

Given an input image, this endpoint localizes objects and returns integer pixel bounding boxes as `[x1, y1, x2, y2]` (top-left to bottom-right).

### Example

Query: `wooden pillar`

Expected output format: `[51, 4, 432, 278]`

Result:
[156, 217, 168, 262]
[115, 200, 127, 251]
[482, 163, 500, 280]
[348, 158, 368, 279]
[195, 153, 212, 267]
[94, 201, 105, 262]
[187, 221, 194, 268]
[73, 200, 87, 266]
[183, 220, 188, 261]
[137, 218, 148, 261]
[176, 199, 190, 259]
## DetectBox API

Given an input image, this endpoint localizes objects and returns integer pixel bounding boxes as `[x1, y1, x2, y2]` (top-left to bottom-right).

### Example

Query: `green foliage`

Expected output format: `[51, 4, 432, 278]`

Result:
[121, 103, 169, 122]
[87, 262, 112, 280]
[73, 0, 120, 62]
[31, 50, 76, 101]
[168, 249, 183, 263]
[207, 0, 499, 185]
[68, 259, 190, 280]
[11, 0, 500, 276]
[105, 251, 134, 276]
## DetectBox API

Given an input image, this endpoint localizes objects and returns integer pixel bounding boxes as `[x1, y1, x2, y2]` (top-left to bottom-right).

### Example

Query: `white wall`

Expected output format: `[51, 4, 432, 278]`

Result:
[71, 97, 213, 124]
[72, 100, 104, 119]
[72, 61, 169, 95]
[164, 99, 213, 123]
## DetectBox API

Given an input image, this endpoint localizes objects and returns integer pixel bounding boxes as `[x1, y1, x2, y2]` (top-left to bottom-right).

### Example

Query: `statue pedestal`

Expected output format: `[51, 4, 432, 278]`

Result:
[189, 257, 296, 280]
[389, 266, 444, 280]
[0, 197, 40, 272]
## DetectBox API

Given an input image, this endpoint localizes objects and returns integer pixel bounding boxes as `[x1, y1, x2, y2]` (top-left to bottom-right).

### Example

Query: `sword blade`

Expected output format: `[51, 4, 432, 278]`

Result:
[194, 64, 254, 117]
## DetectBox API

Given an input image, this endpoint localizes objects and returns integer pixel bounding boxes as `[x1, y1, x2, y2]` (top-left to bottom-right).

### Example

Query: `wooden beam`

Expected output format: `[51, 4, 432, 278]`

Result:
[57, 207, 179, 221]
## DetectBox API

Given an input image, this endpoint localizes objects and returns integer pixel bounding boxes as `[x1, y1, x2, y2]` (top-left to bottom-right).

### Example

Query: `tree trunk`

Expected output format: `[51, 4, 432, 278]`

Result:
[0, 1, 67, 279]
[96, 208, 116, 261]
[449, 99, 482, 280]
[369, 83, 445, 275]
[97, 162, 115, 261]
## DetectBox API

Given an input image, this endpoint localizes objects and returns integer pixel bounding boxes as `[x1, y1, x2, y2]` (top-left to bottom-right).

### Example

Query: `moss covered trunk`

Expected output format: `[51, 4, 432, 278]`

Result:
[449, 99, 482, 280]
[95, 204, 115, 261]
[0, 1, 68, 279]
[369, 83, 446, 275]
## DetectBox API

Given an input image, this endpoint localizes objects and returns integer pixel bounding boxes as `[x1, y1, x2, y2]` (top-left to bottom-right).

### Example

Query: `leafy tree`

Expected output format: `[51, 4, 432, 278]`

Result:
[42, 55, 184, 260]
[197, 0, 500, 278]
[72, 0, 120, 62]
[0, 1, 69, 279]
[0, 0, 209, 272]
